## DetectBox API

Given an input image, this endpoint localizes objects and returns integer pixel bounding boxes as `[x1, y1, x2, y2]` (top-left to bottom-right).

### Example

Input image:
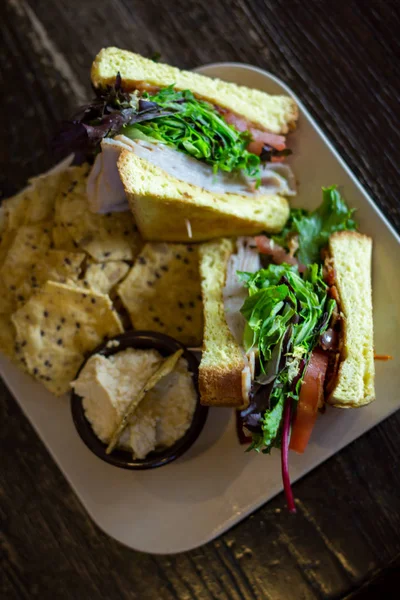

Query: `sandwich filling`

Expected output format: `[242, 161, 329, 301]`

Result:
[224, 186, 357, 510]
[53, 74, 296, 213]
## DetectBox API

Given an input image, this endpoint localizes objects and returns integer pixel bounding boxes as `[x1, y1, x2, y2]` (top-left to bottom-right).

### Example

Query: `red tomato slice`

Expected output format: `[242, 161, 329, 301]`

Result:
[289, 349, 329, 454]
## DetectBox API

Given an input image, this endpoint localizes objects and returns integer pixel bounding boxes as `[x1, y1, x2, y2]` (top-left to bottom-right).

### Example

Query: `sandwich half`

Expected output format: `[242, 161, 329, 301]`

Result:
[91, 48, 298, 134]
[199, 187, 375, 484]
[54, 48, 299, 241]
[199, 238, 249, 407]
[117, 150, 290, 241]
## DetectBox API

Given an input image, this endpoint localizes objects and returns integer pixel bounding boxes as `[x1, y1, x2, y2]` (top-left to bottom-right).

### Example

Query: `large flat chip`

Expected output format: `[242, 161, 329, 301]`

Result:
[11, 281, 124, 396]
[117, 243, 203, 346]
[55, 167, 142, 262]
[0, 223, 53, 302]
[84, 260, 130, 295]
[1, 164, 72, 230]
[14, 249, 86, 307]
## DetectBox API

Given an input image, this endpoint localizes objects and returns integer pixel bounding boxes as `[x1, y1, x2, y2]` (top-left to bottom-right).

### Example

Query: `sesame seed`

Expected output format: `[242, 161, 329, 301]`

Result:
[76, 322, 81, 329]
[57, 339, 63, 346]
[185, 315, 192, 321]
[91, 298, 96, 304]
[44, 311, 49, 317]
[61, 318, 66, 324]
[189, 301, 195, 308]
[33, 368, 38, 375]
[153, 316, 160, 323]
[183, 258, 189, 264]
[138, 256, 146, 265]
[40, 330, 45, 337]
[176, 254, 181, 259]
[187, 246, 194, 252]
[56, 325, 61, 331]
[64, 257, 71, 265]
[103, 251, 111, 257]
[161, 265, 168, 272]
[178, 302, 184, 309]
[177, 326, 183, 332]
[147, 280, 153, 287]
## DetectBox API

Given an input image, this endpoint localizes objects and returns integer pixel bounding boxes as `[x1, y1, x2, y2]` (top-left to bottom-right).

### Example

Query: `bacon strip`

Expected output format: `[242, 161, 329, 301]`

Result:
[254, 236, 306, 272]
[218, 109, 287, 154]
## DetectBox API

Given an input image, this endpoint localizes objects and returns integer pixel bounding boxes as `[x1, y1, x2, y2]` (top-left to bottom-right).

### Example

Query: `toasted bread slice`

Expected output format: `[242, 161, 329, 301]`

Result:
[92, 48, 298, 134]
[327, 231, 375, 408]
[117, 152, 290, 242]
[199, 238, 248, 408]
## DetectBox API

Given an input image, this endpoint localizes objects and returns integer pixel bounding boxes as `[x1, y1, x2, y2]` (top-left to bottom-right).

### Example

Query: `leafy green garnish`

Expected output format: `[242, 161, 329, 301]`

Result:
[272, 186, 357, 265]
[123, 86, 261, 179]
[240, 263, 334, 452]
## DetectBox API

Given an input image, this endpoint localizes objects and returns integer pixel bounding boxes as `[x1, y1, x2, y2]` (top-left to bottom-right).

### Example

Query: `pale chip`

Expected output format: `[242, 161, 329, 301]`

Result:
[84, 261, 129, 295]
[0, 229, 17, 314]
[11, 281, 124, 396]
[15, 249, 85, 307]
[117, 243, 203, 346]
[1, 190, 30, 231]
[0, 281, 15, 315]
[0, 228, 16, 266]
[2, 167, 71, 230]
[51, 221, 78, 251]
[24, 171, 70, 224]
[0, 223, 52, 299]
[55, 167, 142, 262]
[0, 314, 17, 360]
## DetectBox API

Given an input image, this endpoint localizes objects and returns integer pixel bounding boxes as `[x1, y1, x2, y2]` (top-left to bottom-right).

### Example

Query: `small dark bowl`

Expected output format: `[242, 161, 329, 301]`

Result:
[71, 330, 208, 470]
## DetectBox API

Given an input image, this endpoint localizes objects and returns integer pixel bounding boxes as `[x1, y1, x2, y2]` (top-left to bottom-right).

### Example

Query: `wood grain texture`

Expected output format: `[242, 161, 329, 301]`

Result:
[1, 0, 400, 598]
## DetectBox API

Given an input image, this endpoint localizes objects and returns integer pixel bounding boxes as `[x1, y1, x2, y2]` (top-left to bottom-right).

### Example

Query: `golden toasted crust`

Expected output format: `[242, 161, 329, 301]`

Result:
[199, 365, 245, 408]
[117, 151, 290, 242]
[327, 231, 375, 408]
[91, 48, 298, 134]
[198, 238, 247, 408]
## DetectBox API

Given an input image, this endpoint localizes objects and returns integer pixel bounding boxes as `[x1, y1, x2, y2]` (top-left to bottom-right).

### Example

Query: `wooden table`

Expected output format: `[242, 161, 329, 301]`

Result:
[1, 1, 399, 598]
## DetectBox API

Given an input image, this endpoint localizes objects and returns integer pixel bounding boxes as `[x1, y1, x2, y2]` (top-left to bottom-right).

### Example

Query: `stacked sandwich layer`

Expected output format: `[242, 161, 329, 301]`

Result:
[55, 47, 298, 242]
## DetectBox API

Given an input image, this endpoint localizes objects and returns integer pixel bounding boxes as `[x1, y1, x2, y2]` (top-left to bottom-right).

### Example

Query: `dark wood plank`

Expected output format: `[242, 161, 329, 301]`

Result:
[1, 1, 400, 599]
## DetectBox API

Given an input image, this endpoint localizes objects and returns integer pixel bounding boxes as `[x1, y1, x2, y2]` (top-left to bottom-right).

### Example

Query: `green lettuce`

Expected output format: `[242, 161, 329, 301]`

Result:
[123, 86, 261, 179]
[240, 264, 334, 452]
[272, 186, 357, 265]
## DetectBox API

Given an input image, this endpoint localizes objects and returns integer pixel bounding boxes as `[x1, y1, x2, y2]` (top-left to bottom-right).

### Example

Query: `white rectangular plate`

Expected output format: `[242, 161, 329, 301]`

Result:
[1, 63, 400, 554]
